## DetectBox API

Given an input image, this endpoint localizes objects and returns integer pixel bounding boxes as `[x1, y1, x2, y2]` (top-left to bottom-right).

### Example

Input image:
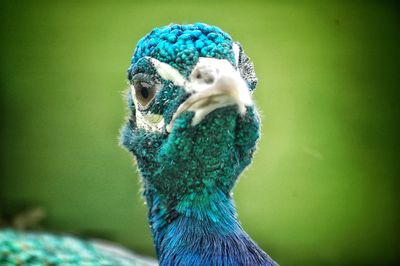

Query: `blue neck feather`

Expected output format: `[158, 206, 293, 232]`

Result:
[145, 190, 277, 266]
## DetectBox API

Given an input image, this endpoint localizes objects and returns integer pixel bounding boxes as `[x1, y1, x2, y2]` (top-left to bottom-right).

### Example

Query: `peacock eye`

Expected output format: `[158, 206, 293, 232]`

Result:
[132, 80, 157, 108]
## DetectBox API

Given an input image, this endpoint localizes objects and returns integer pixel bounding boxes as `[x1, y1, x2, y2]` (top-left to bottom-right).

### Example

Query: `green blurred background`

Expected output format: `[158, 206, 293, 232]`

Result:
[1, 0, 399, 265]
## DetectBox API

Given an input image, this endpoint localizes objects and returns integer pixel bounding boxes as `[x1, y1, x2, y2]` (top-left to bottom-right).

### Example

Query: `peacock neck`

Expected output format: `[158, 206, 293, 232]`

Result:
[144, 189, 277, 266]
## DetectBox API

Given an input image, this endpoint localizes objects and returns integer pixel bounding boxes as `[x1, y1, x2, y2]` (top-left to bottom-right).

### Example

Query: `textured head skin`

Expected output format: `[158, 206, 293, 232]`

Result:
[121, 23, 277, 265]
[129, 23, 234, 78]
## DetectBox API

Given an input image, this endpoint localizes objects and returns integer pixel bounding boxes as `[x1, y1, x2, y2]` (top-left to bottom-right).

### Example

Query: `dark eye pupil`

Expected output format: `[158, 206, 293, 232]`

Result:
[141, 87, 149, 98]
[133, 79, 156, 107]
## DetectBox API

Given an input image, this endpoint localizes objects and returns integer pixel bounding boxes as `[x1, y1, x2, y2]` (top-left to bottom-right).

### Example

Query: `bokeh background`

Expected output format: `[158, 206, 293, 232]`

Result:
[1, 0, 399, 265]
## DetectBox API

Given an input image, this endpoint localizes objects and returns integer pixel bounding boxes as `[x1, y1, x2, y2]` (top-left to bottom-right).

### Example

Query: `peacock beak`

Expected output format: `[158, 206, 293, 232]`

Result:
[165, 58, 253, 132]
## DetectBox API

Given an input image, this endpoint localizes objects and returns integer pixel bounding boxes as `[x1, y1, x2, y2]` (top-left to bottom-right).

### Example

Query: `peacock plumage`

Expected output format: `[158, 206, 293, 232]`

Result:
[0, 229, 156, 265]
[1, 23, 278, 266]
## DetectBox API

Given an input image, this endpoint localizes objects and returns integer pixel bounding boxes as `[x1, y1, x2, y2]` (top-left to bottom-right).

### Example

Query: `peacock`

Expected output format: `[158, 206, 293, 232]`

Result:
[0, 23, 278, 266]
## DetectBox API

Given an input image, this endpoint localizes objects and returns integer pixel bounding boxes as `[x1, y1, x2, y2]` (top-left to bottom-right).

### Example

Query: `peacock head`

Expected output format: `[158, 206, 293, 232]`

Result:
[121, 23, 260, 213]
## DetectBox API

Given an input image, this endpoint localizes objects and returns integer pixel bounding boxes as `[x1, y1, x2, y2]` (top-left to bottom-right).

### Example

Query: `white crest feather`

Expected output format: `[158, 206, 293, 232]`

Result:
[232, 43, 240, 67]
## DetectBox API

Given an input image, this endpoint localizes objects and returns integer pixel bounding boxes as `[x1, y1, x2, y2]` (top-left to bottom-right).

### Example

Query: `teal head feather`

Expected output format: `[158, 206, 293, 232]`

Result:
[121, 23, 277, 265]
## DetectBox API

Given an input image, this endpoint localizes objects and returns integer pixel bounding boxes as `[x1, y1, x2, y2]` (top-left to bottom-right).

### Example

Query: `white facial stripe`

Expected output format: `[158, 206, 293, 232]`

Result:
[149, 57, 186, 87]
[134, 104, 165, 132]
[232, 43, 240, 67]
